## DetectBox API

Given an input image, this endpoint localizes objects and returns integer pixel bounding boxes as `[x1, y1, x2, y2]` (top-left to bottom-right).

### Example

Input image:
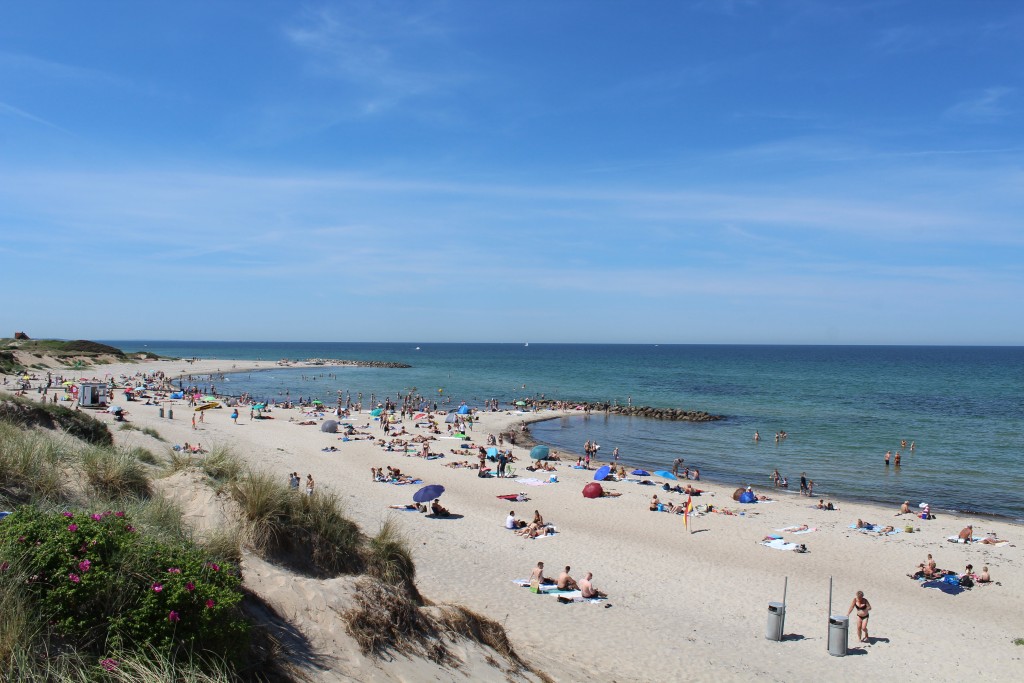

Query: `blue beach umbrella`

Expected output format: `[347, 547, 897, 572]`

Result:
[413, 484, 445, 503]
[632, 469, 651, 477]
[371, 408, 384, 417]
[486, 447, 499, 457]
[654, 470, 676, 480]
[457, 404, 470, 415]
[530, 445, 550, 460]
[594, 465, 611, 481]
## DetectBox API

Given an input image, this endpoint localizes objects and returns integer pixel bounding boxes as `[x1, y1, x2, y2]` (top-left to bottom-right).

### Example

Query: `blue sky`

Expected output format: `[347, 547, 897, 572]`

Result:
[1, 1, 1022, 344]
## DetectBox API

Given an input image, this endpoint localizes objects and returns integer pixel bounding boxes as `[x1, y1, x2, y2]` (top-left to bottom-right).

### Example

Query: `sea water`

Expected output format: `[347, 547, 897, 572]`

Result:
[104, 342, 1024, 521]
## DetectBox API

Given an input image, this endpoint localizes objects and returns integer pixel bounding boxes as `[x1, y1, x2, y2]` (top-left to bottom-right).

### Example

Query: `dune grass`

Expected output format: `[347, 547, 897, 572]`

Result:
[141, 426, 165, 441]
[200, 446, 244, 485]
[80, 445, 152, 499]
[366, 519, 419, 601]
[0, 421, 71, 502]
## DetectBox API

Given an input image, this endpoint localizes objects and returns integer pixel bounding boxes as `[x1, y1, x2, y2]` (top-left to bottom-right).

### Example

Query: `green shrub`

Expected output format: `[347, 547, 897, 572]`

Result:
[0, 507, 249, 666]
[0, 396, 113, 447]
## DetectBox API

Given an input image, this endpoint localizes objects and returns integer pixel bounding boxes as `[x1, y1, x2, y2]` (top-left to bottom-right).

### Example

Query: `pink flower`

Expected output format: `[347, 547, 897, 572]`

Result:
[0, 561, 9, 572]
[168, 610, 180, 623]
[205, 598, 215, 609]
[207, 562, 220, 572]
[114, 511, 125, 518]
[100, 658, 119, 671]
[69, 573, 81, 583]
[152, 583, 163, 593]
[67, 524, 78, 532]
[78, 560, 91, 572]
[185, 581, 195, 592]
[125, 525, 135, 533]
[91, 514, 102, 521]
[167, 567, 181, 574]
[62, 512, 73, 518]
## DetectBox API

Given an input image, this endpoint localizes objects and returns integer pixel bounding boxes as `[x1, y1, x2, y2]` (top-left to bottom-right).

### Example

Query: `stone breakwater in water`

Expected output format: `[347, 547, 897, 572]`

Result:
[293, 358, 412, 368]
[531, 400, 723, 422]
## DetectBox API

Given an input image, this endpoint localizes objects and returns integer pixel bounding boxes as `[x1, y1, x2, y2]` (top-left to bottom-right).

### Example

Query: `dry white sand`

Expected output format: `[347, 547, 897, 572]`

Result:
[9, 359, 1024, 682]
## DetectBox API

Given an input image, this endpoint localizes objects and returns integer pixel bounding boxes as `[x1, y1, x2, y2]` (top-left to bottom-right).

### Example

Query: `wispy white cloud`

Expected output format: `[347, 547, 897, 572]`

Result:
[0, 100, 73, 134]
[944, 87, 1016, 123]
[283, 3, 468, 115]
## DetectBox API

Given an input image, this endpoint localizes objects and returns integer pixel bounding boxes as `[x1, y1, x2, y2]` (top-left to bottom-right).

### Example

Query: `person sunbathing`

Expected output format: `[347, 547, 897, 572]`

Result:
[556, 566, 579, 591]
[579, 572, 606, 599]
[600, 490, 622, 497]
[878, 525, 895, 534]
[517, 522, 551, 538]
[430, 499, 450, 517]
[650, 495, 660, 511]
[855, 519, 872, 529]
[979, 534, 1005, 545]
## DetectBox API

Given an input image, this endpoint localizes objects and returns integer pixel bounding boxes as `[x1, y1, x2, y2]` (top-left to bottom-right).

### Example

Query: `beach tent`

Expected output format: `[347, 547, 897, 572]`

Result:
[530, 445, 550, 460]
[653, 470, 675, 480]
[732, 488, 745, 501]
[170, 392, 184, 399]
[582, 482, 604, 499]
[321, 420, 338, 433]
[457, 404, 471, 415]
[371, 408, 384, 417]
[444, 413, 459, 424]
[739, 491, 756, 504]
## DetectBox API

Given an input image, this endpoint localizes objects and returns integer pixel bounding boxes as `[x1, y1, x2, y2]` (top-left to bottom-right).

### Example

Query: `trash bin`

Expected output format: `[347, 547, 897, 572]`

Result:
[765, 602, 785, 641]
[828, 615, 848, 656]
[168, 408, 174, 420]
[159, 407, 165, 418]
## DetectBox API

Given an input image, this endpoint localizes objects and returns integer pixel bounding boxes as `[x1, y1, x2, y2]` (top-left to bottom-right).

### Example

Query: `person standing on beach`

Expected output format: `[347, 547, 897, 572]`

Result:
[799, 473, 808, 495]
[847, 591, 871, 643]
[305, 474, 315, 496]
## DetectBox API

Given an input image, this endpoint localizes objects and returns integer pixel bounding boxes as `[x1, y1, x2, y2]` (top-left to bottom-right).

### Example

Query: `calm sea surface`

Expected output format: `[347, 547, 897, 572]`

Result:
[105, 342, 1024, 521]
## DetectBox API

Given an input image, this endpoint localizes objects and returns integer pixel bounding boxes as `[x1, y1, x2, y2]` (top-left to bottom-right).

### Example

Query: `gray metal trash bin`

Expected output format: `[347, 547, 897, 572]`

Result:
[168, 408, 173, 420]
[765, 602, 785, 641]
[159, 408, 165, 418]
[828, 615, 848, 656]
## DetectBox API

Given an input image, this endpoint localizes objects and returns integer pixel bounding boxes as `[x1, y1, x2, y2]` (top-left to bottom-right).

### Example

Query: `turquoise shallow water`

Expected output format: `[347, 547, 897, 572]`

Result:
[106, 342, 1024, 520]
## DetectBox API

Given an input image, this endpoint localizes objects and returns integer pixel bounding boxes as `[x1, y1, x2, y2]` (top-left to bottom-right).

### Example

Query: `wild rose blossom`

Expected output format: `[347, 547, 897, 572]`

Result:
[152, 583, 163, 593]
[167, 567, 181, 574]
[125, 525, 135, 533]
[114, 511, 125, 517]
[205, 599, 215, 609]
[100, 658, 118, 671]
[78, 559, 91, 572]
[1, 561, 9, 572]
[67, 524, 78, 532]
[91, 514, 102, 521]
[62, 512, 73, 518]
[69, 573, 81, 583]
[185, 581, 195, 592]
[168, 610, 180, 623]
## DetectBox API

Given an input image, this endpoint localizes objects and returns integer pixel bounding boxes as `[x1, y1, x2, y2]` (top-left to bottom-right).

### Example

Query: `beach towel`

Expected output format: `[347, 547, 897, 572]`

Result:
[849, 524, 901, 535]
[760, 539, 801, 551]
[496, 494, 527, 501]
[515, 478, 549, 486]
[946, 535, 985, 544]
[793, 527, 818, 535]
[512, 579, 571, 594]
[921, 578, 966, 595]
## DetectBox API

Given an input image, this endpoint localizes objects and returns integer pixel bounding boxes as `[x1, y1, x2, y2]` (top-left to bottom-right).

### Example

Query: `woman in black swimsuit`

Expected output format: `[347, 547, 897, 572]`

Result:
[847, 590, 872, 643]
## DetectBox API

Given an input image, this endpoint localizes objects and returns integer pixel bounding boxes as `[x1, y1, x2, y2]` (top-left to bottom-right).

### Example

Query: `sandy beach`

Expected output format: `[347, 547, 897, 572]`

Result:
[7, 358, 1023, 682]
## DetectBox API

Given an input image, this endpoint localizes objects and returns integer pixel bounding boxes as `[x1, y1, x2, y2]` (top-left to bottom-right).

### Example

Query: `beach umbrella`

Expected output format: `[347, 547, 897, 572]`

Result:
[582, 482, 603, 499]
[530, 445, 550, 460]
[321, 420, 338, 433]
[202, 395, 216, 402]
[252, 403, 265, 410]
[739, 491, 756, 504]
[413, 484, 445, 503]
[632, 469, 651, 477]
[594, 465, 611, 481]
[732, 488, 744, 501]
[654, 470, 676, 480]
[312, 400, 324, 406]
[371, 408, 384, 417]
[515, 401, 527, 406]
[413, 412, 427, 420]
[444, 413, 459, 423]
[486, 447, 498, 457]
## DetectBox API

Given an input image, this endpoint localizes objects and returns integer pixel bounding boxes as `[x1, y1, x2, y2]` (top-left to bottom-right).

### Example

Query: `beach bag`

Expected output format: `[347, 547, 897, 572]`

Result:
[943, 575, 960, 586]
[960, 575, 974, 588]
[529, 578, 540, 594]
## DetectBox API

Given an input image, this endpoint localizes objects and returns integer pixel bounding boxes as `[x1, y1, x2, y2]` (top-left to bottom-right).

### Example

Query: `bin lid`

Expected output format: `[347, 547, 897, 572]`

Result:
[768, 602, 785, 610]
[829, 615, 849, 624]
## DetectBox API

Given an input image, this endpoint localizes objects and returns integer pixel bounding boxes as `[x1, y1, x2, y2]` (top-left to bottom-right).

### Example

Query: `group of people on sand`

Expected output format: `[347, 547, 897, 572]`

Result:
[908, 553, 993, 586]
[506, 509, 555, 537]
[287, 471, 315, 496]
[529, 561, 607, 600]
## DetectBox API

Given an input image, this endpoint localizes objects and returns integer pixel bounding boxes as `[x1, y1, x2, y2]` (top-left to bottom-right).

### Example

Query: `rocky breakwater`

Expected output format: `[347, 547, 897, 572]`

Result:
[534, 400, 723, 422]
[303, 358, 412, 368]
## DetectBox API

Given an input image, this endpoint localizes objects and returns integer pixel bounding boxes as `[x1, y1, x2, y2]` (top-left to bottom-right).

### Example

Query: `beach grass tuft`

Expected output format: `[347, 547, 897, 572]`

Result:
[200, 446, 244, 485]
[141, 426, 165, 441]
[366, 518, 419, 601]
[231, 469, 293, 556]
[80, 445, 152, 499]
[343, 578, 447, 663]
[0, 421, 70, 501]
